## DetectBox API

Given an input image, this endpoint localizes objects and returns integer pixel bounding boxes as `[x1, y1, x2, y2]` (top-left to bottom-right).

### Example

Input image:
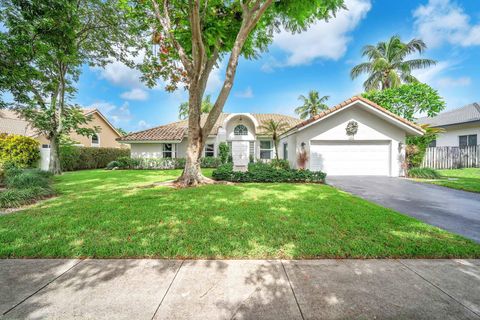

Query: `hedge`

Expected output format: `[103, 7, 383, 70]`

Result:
[60, 146, 130, 171]
[212, 162, 326, 183]
[0, 133, 40, 168]
[106, 156, 222, 170]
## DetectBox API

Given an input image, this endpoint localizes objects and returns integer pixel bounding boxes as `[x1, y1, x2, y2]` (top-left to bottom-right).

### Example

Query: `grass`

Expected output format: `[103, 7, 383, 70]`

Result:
[0, 169, 479, 259]
[424, 168, 480, 193]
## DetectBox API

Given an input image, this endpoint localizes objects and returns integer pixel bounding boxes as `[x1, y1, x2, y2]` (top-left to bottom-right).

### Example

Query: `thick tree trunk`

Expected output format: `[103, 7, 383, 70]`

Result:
[48, 135, 62, 175]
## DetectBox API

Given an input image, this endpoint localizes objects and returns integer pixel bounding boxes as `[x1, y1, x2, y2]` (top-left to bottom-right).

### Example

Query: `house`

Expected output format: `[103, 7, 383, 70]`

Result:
[118, 96, 424, 176]
[417, 103, 480, 147]
[0, 108, 125, 149]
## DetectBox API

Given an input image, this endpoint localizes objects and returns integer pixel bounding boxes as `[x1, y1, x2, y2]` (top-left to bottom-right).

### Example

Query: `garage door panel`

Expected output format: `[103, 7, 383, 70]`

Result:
[311, 141, 390, 176]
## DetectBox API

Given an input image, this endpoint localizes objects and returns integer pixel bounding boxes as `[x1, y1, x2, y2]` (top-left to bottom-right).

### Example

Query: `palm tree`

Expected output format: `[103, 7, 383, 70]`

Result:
[351, 36, 436, 91]
[295, 91, 329, 119]
[178, 95, 214, 120]
[259, 119, 290, 160]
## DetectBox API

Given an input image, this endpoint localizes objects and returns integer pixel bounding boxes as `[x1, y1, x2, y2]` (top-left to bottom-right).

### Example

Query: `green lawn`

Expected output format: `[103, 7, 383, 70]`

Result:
[0, 169, 479, 258]
[427, 168, 480, 193]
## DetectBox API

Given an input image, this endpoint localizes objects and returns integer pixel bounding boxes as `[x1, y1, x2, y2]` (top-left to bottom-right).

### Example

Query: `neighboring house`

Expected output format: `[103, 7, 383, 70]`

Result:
[119, 96, 424, 176]
[417, 103, 480, 147]
[0, 108, 125, 149]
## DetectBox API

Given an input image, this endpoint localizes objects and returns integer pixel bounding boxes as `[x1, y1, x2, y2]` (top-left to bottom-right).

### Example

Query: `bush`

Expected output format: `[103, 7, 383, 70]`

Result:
[270, 159, 290, 170]
[408, 167, 441, 179]
[212, 162, 326, 183]
[5, 169, 52, 189]
[0, 186, 53, 208]
[0, 133, 40, 168]
[60, 146, 130, 171]
[106, 157, 222, 170]
[200, 157, 222, 168]
[218, 142, 229, 164]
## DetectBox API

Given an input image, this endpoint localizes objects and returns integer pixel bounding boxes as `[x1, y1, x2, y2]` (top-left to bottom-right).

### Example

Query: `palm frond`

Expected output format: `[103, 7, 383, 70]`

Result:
[350, 62, 372, 79]
[403, 58, 437, 69]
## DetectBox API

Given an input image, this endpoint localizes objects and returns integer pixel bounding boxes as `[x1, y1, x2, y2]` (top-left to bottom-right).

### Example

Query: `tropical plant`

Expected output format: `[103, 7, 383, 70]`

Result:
[362, 83, 446, 121]
[218, 142, 230, 164]
[259, 120, 290, 160]
[122, 0, 345, 186]
[0, 134, 40, 168]
[178, 95, 214, 120]
[406, 124, 445, 168]
[295, 91, 330, 119]
[0, 0, 135, 174]
[351, 35, 436, 91]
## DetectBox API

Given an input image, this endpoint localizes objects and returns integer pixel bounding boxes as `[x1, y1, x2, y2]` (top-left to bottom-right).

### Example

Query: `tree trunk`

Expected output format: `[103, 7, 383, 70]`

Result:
[49, 134, 62, 175]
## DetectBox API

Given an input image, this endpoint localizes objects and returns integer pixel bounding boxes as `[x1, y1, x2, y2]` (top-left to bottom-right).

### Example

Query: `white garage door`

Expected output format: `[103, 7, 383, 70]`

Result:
[310, 141, 391, 176]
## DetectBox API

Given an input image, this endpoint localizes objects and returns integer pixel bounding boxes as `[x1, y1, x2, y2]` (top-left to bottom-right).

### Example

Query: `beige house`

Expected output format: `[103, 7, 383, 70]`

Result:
[0, 108, 125, 149]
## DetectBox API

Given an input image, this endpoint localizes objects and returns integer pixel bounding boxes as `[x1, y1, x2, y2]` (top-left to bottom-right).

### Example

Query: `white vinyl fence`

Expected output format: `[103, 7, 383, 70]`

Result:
[39, 146, 50, 171]
[422, 145, 479, 169]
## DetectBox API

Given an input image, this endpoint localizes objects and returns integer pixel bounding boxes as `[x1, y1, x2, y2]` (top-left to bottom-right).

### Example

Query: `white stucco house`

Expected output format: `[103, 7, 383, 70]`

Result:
[418, 103, 480, 147]
[118, 96, 424, 176]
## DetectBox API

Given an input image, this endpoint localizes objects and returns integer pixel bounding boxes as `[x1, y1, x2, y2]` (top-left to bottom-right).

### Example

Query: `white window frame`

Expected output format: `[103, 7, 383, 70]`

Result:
[259, 140, 273, 160]
[163, 143, 174, 158]
[459, 134, 477, 147]
[91, 134, 100, 147]
[204, 143, 215, 157]
[234, 124, 248, 136]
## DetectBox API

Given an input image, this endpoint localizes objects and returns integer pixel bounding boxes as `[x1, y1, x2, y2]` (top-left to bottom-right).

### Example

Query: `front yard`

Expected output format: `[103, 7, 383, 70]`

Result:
[0, 169, 479, 258]
[425, 168, 480, 193]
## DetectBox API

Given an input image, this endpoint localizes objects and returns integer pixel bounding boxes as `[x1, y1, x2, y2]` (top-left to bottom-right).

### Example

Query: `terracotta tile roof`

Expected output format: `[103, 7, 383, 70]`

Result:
[119, 113, 303, 141]
[291, 96, 424, 133]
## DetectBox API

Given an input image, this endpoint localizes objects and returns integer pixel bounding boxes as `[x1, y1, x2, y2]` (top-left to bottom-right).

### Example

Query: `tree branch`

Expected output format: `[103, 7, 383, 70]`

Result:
[190, 0, 206, 81]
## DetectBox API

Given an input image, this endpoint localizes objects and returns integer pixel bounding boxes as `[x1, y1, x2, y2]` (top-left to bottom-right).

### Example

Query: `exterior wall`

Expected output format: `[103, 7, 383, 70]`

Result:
[285, 106, 406, 176]
[434, 122, 480, 147]
[225, 117, 256, 141]
[131, 143, 164, 158]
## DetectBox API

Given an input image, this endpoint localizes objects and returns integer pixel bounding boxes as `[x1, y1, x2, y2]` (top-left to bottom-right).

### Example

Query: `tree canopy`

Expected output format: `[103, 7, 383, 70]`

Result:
[351, 35, 436, 91]
[362, 83, 446, 122]
[295, 91, 330, 119]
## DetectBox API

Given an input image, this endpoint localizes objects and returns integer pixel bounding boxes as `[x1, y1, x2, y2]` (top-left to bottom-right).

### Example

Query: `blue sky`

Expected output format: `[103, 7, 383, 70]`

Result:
[75, 0, 480, 132]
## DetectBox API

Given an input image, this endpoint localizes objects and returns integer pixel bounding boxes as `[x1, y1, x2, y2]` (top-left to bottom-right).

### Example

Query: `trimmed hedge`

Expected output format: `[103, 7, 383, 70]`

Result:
[60, 146, 130, 171]
[0, 133, 40, 168]
[106, 157, 222, 170]
[212, 162, 326, 183]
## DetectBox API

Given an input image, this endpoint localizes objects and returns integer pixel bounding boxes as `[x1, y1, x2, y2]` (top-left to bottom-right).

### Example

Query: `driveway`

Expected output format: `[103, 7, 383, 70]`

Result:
[327, 176, 480, 243]
[1, 259, 479, 319]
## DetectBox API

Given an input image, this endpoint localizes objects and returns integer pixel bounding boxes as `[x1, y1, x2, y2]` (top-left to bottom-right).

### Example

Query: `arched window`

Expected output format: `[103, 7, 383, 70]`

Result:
[234, 124, 248, 136]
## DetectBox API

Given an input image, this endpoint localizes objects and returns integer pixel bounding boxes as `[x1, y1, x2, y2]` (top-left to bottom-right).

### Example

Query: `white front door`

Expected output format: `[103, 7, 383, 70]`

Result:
[232, 141, 249, 166]
[310, 140, 391, 176]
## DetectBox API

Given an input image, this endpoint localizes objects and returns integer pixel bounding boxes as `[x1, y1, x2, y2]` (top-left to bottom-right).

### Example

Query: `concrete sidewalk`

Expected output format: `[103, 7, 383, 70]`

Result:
[1, 259, 479, 319]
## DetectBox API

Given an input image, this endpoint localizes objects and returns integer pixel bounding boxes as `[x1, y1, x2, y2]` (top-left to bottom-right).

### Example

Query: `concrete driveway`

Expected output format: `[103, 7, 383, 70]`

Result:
[327, 176, 480, 243]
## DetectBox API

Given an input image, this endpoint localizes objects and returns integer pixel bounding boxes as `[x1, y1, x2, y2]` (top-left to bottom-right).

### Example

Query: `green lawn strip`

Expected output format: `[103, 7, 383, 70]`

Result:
[420, 168, 480, 193]
[0, 169, 478, 258]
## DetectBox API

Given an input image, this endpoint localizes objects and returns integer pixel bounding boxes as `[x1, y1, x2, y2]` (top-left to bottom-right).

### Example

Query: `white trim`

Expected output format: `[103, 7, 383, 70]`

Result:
[222, 113, 259, 129]
[91, 133, 100, 147]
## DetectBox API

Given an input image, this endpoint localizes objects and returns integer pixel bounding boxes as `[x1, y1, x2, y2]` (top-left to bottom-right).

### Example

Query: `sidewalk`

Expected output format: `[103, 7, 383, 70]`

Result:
[1, 259, 479, 319]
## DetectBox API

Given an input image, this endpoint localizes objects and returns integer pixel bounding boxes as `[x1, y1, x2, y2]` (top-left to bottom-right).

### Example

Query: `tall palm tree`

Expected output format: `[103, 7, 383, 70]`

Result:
[351, 36, 436, 91]
[295, 91, 329, 120]
[259, 119, 290, 160]
[178, 95, 214, 120]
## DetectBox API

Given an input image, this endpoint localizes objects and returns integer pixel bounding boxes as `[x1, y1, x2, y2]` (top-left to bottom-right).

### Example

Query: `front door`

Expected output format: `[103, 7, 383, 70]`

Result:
[232, 141, 249, 167]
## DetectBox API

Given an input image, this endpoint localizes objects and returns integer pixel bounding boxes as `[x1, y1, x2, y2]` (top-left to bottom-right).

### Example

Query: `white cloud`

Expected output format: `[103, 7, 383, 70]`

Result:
[137, 120, 151, 131]
[235, 86, 254, 99]
[437, 76, 471, 88]
[413, 0, 480, 47]
[120, 88, 148, 101]
[87, 101, 133, 126]
[94, 53, 145, 89]
[205, 64, 224, 94]
[414, 60, 450, 84]
[267, 0, 371, 68]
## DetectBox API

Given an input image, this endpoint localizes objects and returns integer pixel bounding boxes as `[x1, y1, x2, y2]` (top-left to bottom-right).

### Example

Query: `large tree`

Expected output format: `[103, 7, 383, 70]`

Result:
[0, 0, 134, 174]
[351, 35, 436, 91]
[295, 90, 329, 119]
[123, 0, 345, 186]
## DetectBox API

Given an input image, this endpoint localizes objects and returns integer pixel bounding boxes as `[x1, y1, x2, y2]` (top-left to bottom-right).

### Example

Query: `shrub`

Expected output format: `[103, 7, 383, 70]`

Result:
[200, 157, 222, 168]
[218, 142, 229, 164]
[106, 157, 222, 170]
[0, 186, 53, 208]
[212, 162, 326, 183]
[270, 159, 289, 170]
[60, 146, 130, 171]
[106, 160, 121, 170]
[5, 169, 51, 189]
[0, 133, 40, 168]
[407, 167, 441, 179]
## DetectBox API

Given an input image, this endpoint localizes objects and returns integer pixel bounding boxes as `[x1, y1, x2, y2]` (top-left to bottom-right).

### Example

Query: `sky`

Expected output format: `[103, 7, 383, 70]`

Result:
[75, 0, 480, 133]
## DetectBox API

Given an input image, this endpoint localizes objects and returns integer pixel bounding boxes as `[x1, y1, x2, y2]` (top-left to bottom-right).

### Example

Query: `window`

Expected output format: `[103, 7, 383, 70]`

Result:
[41, 144, 50, 149]
[234, 124, 248, 136]
[260, 140, 272, 159]
[283, 143, 288, 160]
[205, 144, 214, 157]
[163, 143, 173, 158]
[249, 141, 255, 158]
[459, 134, 477, 147]
[91, 134, 99, 146]
[428, 140, 436, 148]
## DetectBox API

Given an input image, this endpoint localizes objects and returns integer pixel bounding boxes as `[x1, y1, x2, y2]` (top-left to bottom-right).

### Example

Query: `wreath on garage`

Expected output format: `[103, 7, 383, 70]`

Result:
[346, 121, 358, 136]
